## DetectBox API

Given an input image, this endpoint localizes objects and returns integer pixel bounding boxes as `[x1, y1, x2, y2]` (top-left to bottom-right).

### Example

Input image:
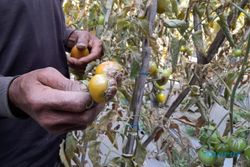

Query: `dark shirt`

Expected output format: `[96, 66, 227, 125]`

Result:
[0, 0, 70, 166]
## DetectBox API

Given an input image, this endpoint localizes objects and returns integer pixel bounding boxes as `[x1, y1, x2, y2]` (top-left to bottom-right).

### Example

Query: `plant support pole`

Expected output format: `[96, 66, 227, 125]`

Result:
[124, 0, 157, 155]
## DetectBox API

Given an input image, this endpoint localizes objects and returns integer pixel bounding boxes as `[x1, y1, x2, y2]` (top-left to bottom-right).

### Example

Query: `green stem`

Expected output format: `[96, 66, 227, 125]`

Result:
[229, 35, 250, 135]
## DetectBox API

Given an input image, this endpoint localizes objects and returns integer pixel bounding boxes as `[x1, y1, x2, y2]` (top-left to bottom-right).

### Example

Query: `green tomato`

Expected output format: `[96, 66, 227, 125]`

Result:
[215, 142, 230, 153]
[215, 139, 233, 158]
[180, 45, 188, 52]
[190, 85, 200, 97]
[98, 15, 105, 25]
[229, 137, 247, 153]
[233, 49, 243, 57]
[155, 82, 165, 91]
[156, 68, 172, 86]
[198, 147, 216, 166]
[243, 146, 250, 161]
[199, 125, 220, 146]
[149, 61, 158, 77]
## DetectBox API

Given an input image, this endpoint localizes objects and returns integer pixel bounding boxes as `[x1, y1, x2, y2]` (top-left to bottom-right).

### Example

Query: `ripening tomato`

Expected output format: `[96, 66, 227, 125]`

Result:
[157, 0, 168, 14]
[149, 61, 158, 77]
[70, 45, 89, 59]
[95, 61, 123, 83]
[156, 93, 167, 104]
[88, 74, 117, 103]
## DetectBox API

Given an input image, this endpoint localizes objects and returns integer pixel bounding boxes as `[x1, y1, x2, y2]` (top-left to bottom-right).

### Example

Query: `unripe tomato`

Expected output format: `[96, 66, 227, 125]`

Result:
[98, 15, 105, 25]
[198, 147, 216, 166]
[71, 46, 89, 59]
[88, 74, 117, 103]
[180, 45, 188, 52]
[155, 82, 165, 91]
[199, 125, 220, 146]
[228, 137, 247, 153]
[233, 49, 243, 57]
[190, 85, 200, 97]
[157, 0, 168, 14]
[95, 61, 123, 83]
[215, 141, 230, 153]
[149, 61, 158, 77]
[156, 68, 172, 86]
[156, 93, 167, 104]
[243, 146, 250, 160]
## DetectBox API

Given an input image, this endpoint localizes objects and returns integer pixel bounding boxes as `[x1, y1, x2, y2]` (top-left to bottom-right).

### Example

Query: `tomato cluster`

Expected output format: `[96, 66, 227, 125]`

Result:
[148, 61, 172, 105]
[198, 125, 250, 166]
[88, 61, 123, 103]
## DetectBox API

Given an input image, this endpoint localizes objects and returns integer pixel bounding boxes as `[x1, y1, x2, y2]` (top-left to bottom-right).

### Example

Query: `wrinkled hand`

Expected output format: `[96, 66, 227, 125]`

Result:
[8, 67, 104, 134]
[67, 30, 103, 71]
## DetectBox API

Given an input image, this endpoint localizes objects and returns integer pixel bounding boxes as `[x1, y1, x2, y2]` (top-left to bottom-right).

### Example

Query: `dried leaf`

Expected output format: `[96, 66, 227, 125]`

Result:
[169, 122, 180, 134]
[154, 127, 164, 142]
[192, 30, 206, 57]
[98, 110, 117, 131]
[88, 141, 101, 167]
[85, 126, 98, 142]
[59, 140, 71, 167]
[170, 37, 180, 71]
[164, 19, 188, 28]
[175, 116, 196, 127]
[65, 133, 78, 161]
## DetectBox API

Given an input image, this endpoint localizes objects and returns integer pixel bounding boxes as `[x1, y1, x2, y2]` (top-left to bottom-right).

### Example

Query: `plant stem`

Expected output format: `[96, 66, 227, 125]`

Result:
[124, 0, 157, 155]
[229, 35, 250, 134]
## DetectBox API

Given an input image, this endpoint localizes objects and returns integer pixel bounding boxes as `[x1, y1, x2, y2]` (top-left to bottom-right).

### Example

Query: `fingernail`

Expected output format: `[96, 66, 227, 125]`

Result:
[76, 43, 86, 51]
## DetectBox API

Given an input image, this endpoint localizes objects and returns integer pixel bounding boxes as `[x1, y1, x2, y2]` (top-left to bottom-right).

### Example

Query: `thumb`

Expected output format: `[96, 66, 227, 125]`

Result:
[75, 31, 90, 51]
[37, 67, 87, 91]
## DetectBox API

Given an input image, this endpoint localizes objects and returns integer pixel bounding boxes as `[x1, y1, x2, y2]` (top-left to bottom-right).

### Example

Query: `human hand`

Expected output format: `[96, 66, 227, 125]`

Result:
[67, 30, 103, 71]
[8, 67, 104, 134]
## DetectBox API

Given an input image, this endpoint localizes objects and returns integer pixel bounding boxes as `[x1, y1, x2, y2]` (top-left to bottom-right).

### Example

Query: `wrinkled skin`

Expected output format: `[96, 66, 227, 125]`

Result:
[9, 67, 104, 134]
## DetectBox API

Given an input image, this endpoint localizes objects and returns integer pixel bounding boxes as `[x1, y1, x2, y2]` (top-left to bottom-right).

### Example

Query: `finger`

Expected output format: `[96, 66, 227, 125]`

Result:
[67, 56, 87, 70]
[38, 88, 92, 112]
[37, 67, 85, 91]
[37, 106, 103, 134]
[75, 31, 90, 51]
[78, 104, 105, 125]
[68, 40, 103, 66]
[37, 110, 87, 134]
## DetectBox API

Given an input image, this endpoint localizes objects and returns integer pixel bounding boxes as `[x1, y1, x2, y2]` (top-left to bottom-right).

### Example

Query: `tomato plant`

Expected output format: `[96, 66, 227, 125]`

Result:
[61, 0, 250, 166]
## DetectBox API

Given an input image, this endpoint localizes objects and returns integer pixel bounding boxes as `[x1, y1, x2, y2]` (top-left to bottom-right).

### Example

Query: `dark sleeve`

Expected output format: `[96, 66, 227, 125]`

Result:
[63, 27, 75, 52]
[0, 76, 29, 119]
[0, 76, 16, 118]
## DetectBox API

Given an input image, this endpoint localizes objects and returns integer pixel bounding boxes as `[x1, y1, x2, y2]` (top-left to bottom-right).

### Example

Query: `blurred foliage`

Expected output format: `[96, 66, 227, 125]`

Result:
[61, 0, 250, 166]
